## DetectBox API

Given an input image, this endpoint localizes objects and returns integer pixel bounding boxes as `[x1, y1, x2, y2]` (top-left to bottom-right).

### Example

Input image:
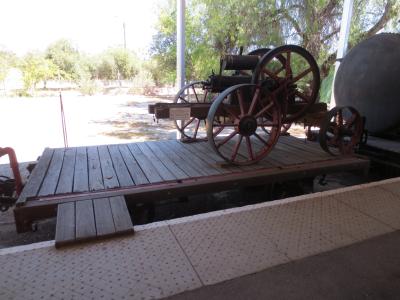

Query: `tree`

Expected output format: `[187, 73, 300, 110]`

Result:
[151, 0, 399, 84]
[45, 39, 81, 81]
[19, 52, 58, 92]
[0, 49, 16, 85]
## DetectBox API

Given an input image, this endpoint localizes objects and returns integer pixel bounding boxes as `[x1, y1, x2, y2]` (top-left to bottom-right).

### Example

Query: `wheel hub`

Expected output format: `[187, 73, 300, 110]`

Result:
[238, 115, 257, 136]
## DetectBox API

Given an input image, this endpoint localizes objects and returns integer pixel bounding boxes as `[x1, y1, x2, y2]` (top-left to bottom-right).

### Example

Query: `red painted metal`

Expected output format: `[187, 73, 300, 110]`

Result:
[0, 147, 23, 196]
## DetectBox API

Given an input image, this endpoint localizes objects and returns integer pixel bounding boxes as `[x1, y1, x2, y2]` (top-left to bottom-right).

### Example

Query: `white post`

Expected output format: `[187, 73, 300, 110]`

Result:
[176, 0, 185, 139]
[330, 0, 354, 108]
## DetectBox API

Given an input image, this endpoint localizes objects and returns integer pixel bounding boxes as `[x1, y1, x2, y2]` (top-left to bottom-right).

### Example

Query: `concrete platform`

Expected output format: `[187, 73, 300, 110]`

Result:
[1, 177, 400, 299]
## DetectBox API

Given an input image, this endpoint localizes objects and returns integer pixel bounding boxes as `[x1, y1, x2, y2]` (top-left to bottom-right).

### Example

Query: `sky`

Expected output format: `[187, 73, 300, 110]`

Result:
[0, 0, 164, 57]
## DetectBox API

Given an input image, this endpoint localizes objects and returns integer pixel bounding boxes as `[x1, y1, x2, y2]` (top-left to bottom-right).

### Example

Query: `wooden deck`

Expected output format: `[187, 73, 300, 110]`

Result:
[14, 136, 370, 233]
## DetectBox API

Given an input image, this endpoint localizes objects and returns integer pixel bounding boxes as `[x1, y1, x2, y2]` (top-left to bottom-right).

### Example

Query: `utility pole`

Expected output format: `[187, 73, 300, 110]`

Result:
[330, 0, 354, 108]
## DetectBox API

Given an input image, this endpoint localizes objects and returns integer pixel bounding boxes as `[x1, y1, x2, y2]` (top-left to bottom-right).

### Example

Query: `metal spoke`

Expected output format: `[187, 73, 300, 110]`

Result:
[191, 86, 199, 103]
[254, 102, 274, 119]
[345, 114, 356, 128]
[223, 105, 240, 121]
[216, 130, 237, 148]
[202, 89, 208, 103]
[231, 135, 243, 161]
[262, 68, 281, 81]
[248, 87, 261, 115]
[179, 95, 188, 103]
[294, 90, 311, 103]
[245, 136, 254, 160]
[254, 132, 269, 146]
[285, 51, 291, 78]
[291, 67, 312, 83]
[193, 119, 200, 138]
[182, 117, 195, 129]
[237, 89, 245, 116]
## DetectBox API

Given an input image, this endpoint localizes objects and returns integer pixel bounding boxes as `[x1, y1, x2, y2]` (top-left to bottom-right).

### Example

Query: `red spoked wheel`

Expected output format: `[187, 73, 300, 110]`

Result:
[206, 84, 282, 165]
[319, 106, 364, 155]
[174, 81, 217, 142]
[252, 45, 320, 124]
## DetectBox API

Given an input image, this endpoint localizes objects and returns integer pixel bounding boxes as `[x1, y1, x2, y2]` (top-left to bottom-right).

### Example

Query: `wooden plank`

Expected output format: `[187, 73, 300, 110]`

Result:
[56, 148, 77, 194]
[161, 140, 220, 176]
[74, 147, 89, 192]
[136, 142, 177, 181]
[97, 145, 119, 189]
[154, 141, 202, 178]
[16, 148, 54, 206]
[146, 141, 191, 179]
[109, 196, 134, 233]
[55, 202, 75, 248]
[93, 197, 116, 236]
[118, 144, 149, 185]
[127, 143, 163, 183]
[75, 199, 96, 240]
[108, 145, 134, 187]
[87, 146, 104, 191]
[38, 148, 65, 196]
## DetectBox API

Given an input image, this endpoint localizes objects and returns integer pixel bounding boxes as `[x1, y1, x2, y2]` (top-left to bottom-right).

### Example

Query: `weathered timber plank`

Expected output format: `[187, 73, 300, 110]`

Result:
[55, 202, 75, 248]
[87, 146, 104, 191]
[127, 143, 163, 183]
[154, 141, 201, 178]
[74, 147, 89, 192]
[98, 145, 119, 189]
[75, 199, 96, 240]
[161, 140, 220, 176]
[145, 141, 188, 180]
[118, 144, 148, 185]
[136, 142, 177, 181]
[16, 148, 54, 206]
[38, 148, 65, 196]
[93, 197, 116, 236]
[56, 148, 77, 194]
[108, 145, 134, 187]
[109, 196, 134, 233]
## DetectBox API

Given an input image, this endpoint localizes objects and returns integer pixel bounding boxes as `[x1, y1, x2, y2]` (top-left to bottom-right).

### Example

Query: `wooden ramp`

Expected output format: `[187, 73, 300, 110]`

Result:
[14, 137, 370, 234]
[55, 195, 134, 248]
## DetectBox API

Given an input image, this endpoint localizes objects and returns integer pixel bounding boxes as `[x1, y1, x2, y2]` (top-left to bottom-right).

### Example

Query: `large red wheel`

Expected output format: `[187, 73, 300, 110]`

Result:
[319, 106, 364, 155]
[174, 81, 217, 142]
[206, 84, 282, 165]
[252, 45, 320, 123]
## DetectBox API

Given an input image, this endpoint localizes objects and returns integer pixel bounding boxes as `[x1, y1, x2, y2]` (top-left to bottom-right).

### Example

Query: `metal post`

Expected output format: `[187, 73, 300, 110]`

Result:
[330, 0, 354, 108]
[176, 0, 185, 139]
[123, 22, 127, 49]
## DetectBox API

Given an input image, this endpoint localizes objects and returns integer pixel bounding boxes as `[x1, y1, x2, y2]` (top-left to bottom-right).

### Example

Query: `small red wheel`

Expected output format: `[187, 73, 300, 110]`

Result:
[319, 106, 364, 155]
[174, 81, 217, 142]
[207, 84, 281, 165]
[252, 45, 320, 123]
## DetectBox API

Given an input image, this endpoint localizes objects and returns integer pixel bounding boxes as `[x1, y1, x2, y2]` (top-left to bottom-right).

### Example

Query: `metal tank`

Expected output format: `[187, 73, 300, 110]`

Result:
[334, 33, 400, 134]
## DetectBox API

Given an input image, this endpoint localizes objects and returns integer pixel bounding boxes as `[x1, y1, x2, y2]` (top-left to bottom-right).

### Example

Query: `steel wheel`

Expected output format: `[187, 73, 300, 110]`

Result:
[252, 45, 320, 123]
[207, 84, 281, 165]
[319, 106, 363, 155]
[174, 81, 217, 142]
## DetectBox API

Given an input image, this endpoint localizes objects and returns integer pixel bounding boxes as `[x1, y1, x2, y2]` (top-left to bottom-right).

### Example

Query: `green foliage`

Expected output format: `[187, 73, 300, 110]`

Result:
[0, 49, 16, 82]
[319, 68, 334, 103]
[45, 39, 80, 81]
[19, 52, 59, 92]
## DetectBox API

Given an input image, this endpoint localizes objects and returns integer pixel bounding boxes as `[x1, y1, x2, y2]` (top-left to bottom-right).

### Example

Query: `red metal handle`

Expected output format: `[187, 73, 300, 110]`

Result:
[0, 147, 23, 196]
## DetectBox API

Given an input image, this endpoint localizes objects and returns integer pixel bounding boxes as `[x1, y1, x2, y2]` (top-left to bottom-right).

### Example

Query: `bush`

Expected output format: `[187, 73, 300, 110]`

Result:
[129, 69, 156, 95]
[78, 79, 101, 96]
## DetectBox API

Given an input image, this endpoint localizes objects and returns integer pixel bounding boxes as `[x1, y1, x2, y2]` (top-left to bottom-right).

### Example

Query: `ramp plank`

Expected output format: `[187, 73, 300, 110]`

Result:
[109, 196, 134, 233]
[55, 202, 75, 248]
[93, 197, 116, 236]
[75, 200, 96, 240]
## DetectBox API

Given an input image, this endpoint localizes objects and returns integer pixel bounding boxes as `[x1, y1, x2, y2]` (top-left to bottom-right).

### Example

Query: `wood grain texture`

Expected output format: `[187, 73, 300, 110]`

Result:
[118, 144, 149, 185]
[87, 146, 104, 191]
[109, 196, 134, 233]
[56, 147, 77, 194]
[93, 197, 116, 236]
[55, 202, 75, 248]
[74, 147, 89, 192]
[108, 145, 134, 187]
[98, 145, 119, 189]
[75, 199, 96, 240]
[127, 143, 163, 183]
[16, 148, 54, 205]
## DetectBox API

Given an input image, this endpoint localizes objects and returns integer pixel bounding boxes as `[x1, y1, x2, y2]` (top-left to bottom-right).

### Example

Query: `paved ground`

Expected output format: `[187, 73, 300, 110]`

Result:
[166, 230, 400, 300]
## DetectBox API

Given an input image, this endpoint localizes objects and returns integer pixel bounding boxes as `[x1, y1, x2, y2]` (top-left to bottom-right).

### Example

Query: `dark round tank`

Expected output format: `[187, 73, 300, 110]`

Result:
[334, 33, 400, 134]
